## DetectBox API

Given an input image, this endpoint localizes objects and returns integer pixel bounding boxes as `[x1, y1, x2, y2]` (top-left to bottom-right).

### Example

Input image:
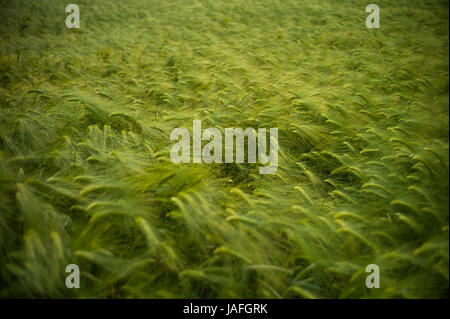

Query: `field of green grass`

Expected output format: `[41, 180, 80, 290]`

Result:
[0, 0, 448, 298]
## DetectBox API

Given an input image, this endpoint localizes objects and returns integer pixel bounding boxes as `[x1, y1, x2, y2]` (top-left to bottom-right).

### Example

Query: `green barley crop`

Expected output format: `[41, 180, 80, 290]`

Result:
[0, 0, 448, 298]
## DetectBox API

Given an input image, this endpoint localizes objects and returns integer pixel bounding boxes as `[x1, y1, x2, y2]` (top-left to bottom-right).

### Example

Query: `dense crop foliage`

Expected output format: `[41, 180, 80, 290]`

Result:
[0, 0, 448, 298]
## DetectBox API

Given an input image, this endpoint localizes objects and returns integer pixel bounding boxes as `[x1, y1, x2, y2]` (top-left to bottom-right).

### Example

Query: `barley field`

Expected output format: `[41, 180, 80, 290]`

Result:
[0, 0, 448, 298]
